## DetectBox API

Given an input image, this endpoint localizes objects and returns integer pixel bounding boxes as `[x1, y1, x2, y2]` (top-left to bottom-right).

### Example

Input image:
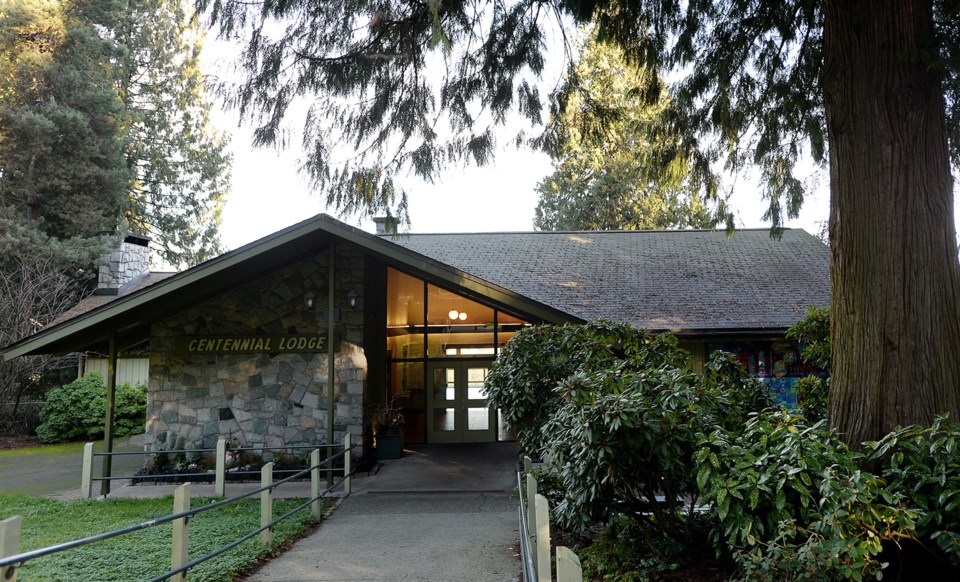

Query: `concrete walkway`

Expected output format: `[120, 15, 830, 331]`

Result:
[244, 443, 522, 582]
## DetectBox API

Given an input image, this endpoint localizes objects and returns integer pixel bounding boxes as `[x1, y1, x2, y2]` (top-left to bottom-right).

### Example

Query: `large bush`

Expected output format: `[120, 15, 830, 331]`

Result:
[36, 372, 147, 443]
[486, 319, 689, 452]
[697, 411, 960, 580]
[543, 353, 770, 547]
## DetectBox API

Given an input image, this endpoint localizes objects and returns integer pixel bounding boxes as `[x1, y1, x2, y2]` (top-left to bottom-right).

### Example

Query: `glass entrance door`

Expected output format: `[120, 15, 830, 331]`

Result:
[427, 362, 496, 443]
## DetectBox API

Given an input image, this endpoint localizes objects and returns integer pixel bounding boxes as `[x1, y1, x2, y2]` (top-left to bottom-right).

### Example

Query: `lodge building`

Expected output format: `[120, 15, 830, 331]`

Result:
[1, 214, 830, 455]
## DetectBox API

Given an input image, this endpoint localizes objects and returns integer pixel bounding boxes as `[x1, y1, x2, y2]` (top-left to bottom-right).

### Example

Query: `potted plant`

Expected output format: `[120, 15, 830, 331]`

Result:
[369, 394, 407, 460]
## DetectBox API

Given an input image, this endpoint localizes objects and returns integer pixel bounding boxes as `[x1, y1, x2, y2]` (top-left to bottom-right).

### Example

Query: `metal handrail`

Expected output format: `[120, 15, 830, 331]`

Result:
[516, 471, 537, 582]
[0, 443, 358, 575]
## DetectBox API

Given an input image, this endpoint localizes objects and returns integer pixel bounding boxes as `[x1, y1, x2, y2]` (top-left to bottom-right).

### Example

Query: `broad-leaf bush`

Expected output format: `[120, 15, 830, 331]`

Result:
[37, 372, 146, 443]
[541, 352, 769, 550]
[697, 411, 921, 580]
[486, 320, 688, 452]
[865, 415, 960, 567]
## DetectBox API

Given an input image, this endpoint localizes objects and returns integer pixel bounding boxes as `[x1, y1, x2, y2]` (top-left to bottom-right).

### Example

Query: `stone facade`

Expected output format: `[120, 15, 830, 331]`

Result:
[145, 245, 367, 456]
[99, 238, 151, 291]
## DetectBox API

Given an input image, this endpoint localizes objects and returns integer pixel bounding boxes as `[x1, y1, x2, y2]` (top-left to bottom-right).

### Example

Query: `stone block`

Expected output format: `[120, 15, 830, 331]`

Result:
[347, 382, 363, 395]
[233, 407, 252, 422]
[291, 385, 307, 403]
[301, 415, 317, 429]
[302, 392, 319, 410]
[187, 386, 208, 399]
[253, 418, 269, 435]
[203, 421, 219, 436]
[248, 373, 263, 389]
[161, 410, 179, 424]
[249, 386, 266, 400]
[197, 408, 212, 422]
[265, 385, 280, 398]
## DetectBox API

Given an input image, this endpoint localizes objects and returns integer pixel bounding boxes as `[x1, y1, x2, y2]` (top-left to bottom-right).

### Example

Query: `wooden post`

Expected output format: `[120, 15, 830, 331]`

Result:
[525, 473, 537, 545]
[260, 463, 274, 547]
[310, 449, 322, 520]
[214, 437, 226, 498]
[1, 515, 22, 582]
[556, 546, 582, 582]
[343, 434, 351, 495]
[535, 494, 551, 582]
[101, 331, 118, 496]
[171, 483, 190, 582]
[81, 442, 95, 499]
[326, 243, 336, 488]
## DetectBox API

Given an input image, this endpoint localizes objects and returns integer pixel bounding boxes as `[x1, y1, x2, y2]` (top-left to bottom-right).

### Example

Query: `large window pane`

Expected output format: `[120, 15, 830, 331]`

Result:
[426, 283, 495, 356]
[387, 269, 424, 358]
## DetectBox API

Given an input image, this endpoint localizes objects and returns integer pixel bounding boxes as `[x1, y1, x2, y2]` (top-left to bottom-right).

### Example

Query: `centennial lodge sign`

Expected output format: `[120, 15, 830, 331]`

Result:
[175, 334, 328, 355]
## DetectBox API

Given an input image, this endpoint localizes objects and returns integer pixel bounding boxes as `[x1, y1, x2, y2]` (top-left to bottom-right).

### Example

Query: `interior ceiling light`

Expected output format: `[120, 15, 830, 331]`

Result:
[448, 309, 459, 320]
[458, 312, 467, 321]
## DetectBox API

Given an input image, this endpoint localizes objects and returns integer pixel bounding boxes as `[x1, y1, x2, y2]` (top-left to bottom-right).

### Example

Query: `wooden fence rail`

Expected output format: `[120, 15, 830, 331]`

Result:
[0, 435, 354, 582]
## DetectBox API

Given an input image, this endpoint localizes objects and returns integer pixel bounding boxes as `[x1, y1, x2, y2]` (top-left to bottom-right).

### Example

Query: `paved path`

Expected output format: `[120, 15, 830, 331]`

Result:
[244, 493, 520, 582]
[244, 443, 522, 582]
[0, 435, 146, 496]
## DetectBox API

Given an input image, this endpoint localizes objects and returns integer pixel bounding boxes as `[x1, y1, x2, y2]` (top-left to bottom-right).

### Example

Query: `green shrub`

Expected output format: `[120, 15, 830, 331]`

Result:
[697, 411, 920, 580]
[785, 306, 830, 420]
[486, 320, 689, 452]
[541, 352, 769, 549]
[36, 372, 147, 443]
[865, 415, 960, 567]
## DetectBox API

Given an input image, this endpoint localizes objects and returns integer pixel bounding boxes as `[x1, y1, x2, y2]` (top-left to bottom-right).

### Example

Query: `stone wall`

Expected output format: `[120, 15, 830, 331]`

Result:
[145, 245, 367, 456]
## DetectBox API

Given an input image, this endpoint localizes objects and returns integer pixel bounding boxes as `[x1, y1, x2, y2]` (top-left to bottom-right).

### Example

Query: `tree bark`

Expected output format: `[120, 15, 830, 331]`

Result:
[823, 0, 960, 445]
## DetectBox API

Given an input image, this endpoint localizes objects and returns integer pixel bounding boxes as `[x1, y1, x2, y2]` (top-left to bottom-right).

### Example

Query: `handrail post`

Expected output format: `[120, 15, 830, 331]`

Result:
[535, 494, 551, 582]
[260, 463, 274, 547]
[214, 437, 226, 497]
[1, 515, 22, 582]
[171, 483, 190, 582]
[343, 434, 351, 495]
[81, 443, 95, 499]
[523, 455, 532, 476]
[310, 449, 322, 520]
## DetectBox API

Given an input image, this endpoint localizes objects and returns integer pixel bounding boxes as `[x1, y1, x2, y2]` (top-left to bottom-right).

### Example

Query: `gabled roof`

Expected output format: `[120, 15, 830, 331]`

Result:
[2, 214, 572, 360]
[384, 228, 830, 334]
[2, 215, 830, 361]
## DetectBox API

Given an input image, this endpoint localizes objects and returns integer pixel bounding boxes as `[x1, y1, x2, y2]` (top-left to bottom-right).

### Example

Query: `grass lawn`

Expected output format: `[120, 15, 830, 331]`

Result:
[0, 493, 329, 581]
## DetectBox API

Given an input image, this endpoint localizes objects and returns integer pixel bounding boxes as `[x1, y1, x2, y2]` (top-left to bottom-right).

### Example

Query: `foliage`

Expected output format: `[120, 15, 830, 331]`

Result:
[0, 0, 229, 267]
[543, 352, 769, 546]
[36, 372, 146, 443]
[485, 319, 689, 452]
[577, 515, 682, 581]
[696, 411, 926, 581]
[0, 0, 130, 242]
[534, 29, 719, 232]
[119, 0, 230, 267]
[785, 306, 831, 421]
[0, 235, 87, 433]
[864, 415, 960, 566]
[0, 493, 325, 581]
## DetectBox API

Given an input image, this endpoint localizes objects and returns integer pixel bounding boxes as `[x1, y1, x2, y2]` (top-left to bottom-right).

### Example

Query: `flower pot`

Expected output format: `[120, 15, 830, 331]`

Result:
[376, 434, 403, 460]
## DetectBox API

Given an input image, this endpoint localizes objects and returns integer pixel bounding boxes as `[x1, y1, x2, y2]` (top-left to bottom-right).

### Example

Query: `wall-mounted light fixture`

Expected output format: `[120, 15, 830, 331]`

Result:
[304, 290, 316, 310]
[347, 288, 358, 308]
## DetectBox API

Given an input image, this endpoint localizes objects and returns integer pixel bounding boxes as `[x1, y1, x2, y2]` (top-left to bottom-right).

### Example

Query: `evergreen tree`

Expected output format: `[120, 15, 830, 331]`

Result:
[534, 32, 717, 231]
[198, 0, 960, 446]
[118, 0, 230, 267]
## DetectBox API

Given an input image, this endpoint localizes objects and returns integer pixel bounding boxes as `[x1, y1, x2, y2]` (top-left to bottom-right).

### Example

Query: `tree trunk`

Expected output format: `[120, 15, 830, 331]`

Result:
[823, 0, 960, 446]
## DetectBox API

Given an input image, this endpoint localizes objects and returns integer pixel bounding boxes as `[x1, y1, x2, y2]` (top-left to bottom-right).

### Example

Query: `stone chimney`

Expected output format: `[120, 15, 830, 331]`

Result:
[373, 216, 398, 235]
[96, 234, 151, 295]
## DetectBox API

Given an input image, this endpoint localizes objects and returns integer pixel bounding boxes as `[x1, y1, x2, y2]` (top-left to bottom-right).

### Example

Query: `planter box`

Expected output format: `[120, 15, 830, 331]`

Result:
[376, 434, 403, 460]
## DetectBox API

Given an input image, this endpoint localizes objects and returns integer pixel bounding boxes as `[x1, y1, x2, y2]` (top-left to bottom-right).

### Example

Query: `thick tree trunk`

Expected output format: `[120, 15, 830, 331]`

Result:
[823, 0, 960, 446]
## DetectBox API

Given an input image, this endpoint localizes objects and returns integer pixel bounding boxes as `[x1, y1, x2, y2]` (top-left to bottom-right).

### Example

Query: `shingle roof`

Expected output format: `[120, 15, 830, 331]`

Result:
[382, 228, 830, 333]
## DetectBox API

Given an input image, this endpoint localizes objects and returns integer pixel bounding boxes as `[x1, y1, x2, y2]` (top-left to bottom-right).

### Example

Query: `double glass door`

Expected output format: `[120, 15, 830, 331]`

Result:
[427, 362, 495, 443]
